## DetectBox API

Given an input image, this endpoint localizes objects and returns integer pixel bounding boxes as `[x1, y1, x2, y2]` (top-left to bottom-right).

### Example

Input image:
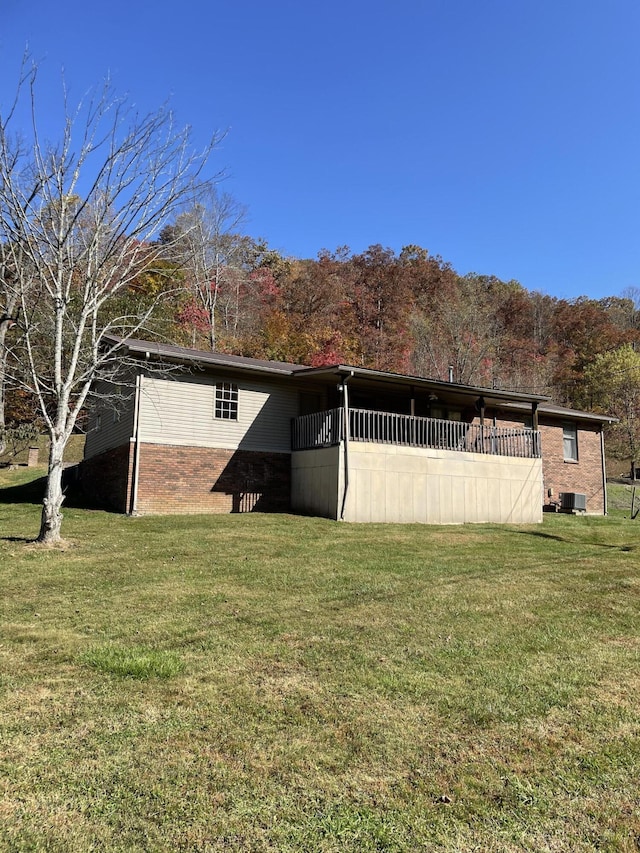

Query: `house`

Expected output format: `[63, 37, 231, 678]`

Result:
[78, 338, 615, 524]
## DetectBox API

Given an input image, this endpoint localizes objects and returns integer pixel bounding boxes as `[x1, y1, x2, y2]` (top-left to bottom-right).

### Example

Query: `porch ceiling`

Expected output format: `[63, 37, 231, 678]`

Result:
[296, 364, 550, 409]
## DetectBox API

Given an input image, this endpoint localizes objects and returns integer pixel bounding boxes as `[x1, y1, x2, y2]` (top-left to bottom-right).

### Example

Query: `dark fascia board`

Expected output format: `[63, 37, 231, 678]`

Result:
[296, 364, 550, 406]
[107, 336, 306, 377]
[498, 400, 618, 424]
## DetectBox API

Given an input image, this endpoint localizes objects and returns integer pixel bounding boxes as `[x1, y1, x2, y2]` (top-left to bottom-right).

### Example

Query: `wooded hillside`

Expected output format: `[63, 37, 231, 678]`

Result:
[4, 206, 640, 470]
[153, 234, 640, 407]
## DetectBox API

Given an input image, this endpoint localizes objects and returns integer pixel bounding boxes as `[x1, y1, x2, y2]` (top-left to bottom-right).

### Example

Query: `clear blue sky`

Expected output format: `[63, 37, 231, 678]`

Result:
[2, 0, 639, 300]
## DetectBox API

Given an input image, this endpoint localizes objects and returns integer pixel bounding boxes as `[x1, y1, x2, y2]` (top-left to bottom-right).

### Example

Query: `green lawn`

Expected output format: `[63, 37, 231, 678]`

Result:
[0, 433, 86, 467]
[1, 470, 639, 852]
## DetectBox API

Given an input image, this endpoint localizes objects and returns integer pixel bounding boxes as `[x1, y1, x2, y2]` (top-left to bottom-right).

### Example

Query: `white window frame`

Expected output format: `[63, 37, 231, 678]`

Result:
[563, 421, 578, 462]
[214, 381, 239, 421]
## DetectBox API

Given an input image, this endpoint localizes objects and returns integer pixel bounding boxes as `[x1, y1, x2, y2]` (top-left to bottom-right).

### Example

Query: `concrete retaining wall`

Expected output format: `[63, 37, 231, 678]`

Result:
[291, 446, 341, 520]
[292, 442, 543, 524]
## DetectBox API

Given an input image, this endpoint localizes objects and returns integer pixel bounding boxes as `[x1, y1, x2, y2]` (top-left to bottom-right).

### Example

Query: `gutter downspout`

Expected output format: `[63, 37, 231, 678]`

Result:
[531, 401, 540, 459]
[130, 371, 143, 515]
[601, 428, 608, 516]
[339, 371, 354, 520]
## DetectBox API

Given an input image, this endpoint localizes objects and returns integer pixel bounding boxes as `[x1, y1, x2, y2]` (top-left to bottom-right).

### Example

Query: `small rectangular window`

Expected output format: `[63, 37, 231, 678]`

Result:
[215, 382, 238, 420]
[563, 422, 578, 461]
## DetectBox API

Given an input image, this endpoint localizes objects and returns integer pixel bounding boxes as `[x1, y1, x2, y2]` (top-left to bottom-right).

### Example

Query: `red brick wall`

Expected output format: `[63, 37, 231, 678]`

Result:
[492, 413, 606, 514]
[538, 420, 605, 514]
[135, 443, 291, 515]
[77, 442, 134, 512]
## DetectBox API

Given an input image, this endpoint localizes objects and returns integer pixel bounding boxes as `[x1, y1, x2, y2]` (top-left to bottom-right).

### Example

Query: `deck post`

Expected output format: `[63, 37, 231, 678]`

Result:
[340, 372, 354, 520]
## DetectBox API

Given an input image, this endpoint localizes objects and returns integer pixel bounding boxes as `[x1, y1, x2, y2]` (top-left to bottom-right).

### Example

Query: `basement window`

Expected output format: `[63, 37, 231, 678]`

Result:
[215, 382, 238, 420]
[563, 421, 578, 462]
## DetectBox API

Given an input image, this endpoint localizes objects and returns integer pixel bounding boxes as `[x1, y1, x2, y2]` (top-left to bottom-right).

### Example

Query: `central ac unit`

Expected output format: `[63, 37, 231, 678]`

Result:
[560, 492, 586, 512]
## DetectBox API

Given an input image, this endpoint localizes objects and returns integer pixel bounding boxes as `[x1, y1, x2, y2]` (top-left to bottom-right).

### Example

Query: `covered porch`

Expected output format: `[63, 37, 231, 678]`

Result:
[290, 368, 546, 525]
[292, 407, 541, 458]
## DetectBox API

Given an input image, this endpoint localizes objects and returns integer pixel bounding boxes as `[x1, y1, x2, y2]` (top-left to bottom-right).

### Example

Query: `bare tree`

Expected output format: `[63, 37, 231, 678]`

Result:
[161, 187, 249, 350]
[0, 252, 20, 454]
[0, 63, 217, 542]
[411, 274, 505, 385]
[0, 80, 27, 455]
[621, 286, 640, 339]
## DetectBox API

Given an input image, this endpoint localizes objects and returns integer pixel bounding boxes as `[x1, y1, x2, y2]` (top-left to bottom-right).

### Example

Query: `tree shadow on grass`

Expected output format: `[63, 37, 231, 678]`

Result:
[2, 535, 37, 543]
[0, 473, 96, 510]
[518, 530, 568, 543]
[0, 475, 47, 506]
[513, 529, 636, 552]
[0, 474, 112, 544]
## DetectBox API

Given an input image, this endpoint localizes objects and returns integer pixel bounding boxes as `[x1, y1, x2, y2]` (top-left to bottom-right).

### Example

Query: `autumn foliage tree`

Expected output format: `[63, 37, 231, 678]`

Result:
[160, 188, 250, 351]
[269, 248, 358, 366]
[191, 239, 638, 408]
[584, 345, 640, 477]
[0, 248, 20, 454]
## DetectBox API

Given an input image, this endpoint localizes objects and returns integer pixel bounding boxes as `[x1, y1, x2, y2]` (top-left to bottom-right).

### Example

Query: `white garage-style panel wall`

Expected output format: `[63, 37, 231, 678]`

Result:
[291, 446, 341, 520]
[292, 442, 543, 525]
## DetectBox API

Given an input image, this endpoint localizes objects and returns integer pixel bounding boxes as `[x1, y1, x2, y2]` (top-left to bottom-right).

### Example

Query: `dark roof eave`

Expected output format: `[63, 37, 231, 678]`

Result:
[499, 400, 618, 424]
[297, 363, 550, 405]
[107, 336, 306, 377]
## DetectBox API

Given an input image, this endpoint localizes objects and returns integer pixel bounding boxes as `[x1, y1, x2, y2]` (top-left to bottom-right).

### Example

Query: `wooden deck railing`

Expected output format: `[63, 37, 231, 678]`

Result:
[291, 407, 541, 459]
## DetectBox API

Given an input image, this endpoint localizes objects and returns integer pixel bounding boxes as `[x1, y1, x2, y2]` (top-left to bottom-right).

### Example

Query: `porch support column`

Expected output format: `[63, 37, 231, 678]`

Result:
[129, 371, 143, 515]
[601, 427, 608, 515]
[531, 401, 539, 431]
[340, 371, 354, 521]
[531, 401, 540, 459]
[477, 396, 486, 426]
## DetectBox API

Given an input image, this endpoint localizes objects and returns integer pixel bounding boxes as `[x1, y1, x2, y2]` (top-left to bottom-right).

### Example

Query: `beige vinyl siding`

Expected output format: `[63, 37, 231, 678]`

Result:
[84, 389, 136, 459]
[138, 373, 299, 453]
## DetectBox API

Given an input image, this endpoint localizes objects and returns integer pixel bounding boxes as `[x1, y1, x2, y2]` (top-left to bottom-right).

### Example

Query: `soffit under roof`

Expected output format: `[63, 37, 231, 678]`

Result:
[113, 337, 306, 376]
[498, 399, 617, 424]
[296, 364, 550, 407]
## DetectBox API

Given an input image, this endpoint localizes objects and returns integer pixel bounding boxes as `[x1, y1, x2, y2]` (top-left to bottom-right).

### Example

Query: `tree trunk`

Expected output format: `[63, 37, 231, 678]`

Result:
[1, 285, 21, 455]
[0, 382, 5, 456]
[0, 316, 14, 457]
[38, 438, 66, 543]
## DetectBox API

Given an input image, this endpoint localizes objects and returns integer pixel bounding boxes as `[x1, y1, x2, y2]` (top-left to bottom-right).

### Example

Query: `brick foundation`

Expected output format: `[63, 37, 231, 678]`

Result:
[135, 443, 291, 515]
[76, 442, 134, 512]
